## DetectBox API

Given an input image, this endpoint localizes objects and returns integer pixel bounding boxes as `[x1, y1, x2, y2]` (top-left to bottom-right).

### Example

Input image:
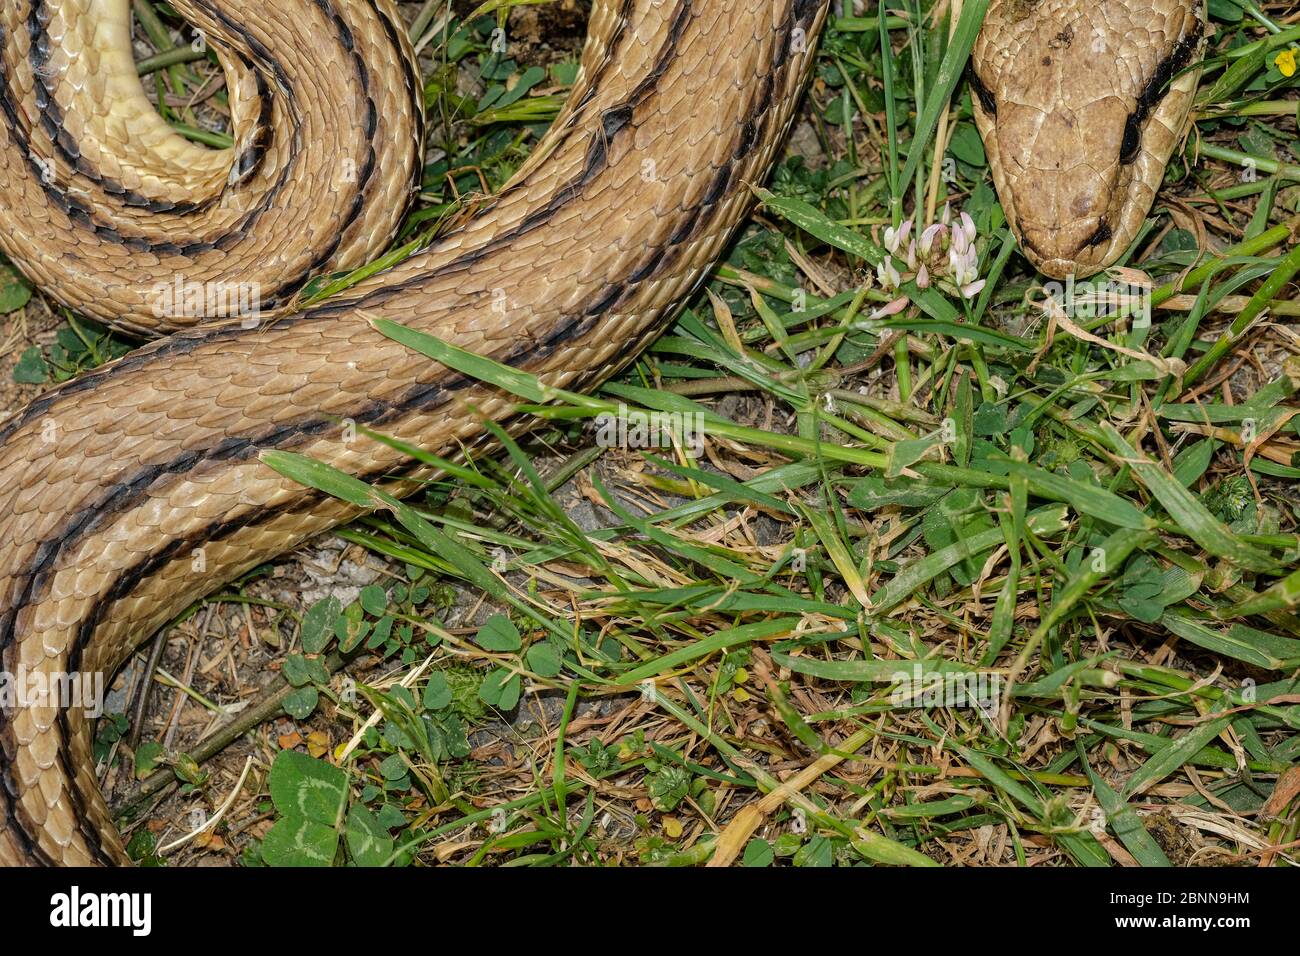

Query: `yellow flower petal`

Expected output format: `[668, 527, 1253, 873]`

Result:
[1277, 49, 1298, 78]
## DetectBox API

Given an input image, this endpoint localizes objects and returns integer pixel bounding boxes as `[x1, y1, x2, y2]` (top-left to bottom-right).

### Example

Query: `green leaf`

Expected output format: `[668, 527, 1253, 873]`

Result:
[944, 735, 1108, 867]
[877, 318, 1031, 352]
[752, 189, 960, 323]
[996, 458, 1152, 530]
[1222, 566, 1300, 618]
[12, 346, 49, 385]
[346, 804, 394, 867]
[262, 450, 525, 618]
[282, 653, 327, 688]
[268, 750, 347, 827]
[262, 750, 347, 866]
[800, 504, 871, 608]
[126, 829, 163, 867]
[498, 673, 522, 710]
[376, 803, 406, 830]
[283, 686, 319, 720]
[847, 476, 947, 510]
[1123, 708, 1235, 798]
[771, 650, 975, 683]
[0, 269, 32, 313]
[479, 668, 521, 710]
[647, 764, 690, 812]
[423, 672, 453, 710]
[1201, 34, 1269, 103]
[885, 435, 945, 478]
[948, 122, 986, 166]
[618, 618, 798, 686]
[526, 642, 563, 678]
[884, 794, 982, 819]
[752, 188, 883, 265]
[261, 450, 375, 508]
[379, 753, 407, 781]
[495, 65, 545, 108]
[360, 585, 388, 616]
[1162, 612, 1300, 670]
[300, 597, 340, 654]
[335, 601, 369, 652]
[134, 741, 166, 779]
[868, 506, 1068, 613]
[742, 838, 774, 867]
[478, 613, 522, 652]
[1082, 753, 1171, 867]
[1101, 425, 1279, 573]
[793, 834, 834, 868]
[261, 816, 339, 867]
[375, 318, 560, 405]
[849, 829, 944, 867]
[896, 0, 990, 194]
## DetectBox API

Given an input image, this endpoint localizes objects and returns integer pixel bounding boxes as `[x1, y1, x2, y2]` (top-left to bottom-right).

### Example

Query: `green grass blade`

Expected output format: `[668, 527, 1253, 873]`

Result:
[1101, 425, 1281, 573]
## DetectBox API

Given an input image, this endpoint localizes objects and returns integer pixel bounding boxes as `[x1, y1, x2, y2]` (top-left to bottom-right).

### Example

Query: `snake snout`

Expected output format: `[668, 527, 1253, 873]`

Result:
[1018, 218, 1110, 280]
[1013, 164, 1120, 280]
[987, 95, 1128, 278]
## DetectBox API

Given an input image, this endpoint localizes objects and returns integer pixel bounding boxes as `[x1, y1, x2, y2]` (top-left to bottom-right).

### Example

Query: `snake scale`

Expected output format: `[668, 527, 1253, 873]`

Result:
[0, 0, 1203, 866]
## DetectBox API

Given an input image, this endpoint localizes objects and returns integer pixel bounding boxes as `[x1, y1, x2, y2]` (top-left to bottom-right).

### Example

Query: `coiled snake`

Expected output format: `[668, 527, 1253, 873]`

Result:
[0, 0, 1202, 866]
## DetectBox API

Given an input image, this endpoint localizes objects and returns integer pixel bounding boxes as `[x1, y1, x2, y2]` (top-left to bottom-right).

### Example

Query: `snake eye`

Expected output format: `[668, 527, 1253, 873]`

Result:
[967, 67, 997, 117]
[1122, 20, 1205, 167]
[1083, 220, 1113, 250]
[1120, 114, 1142, 165]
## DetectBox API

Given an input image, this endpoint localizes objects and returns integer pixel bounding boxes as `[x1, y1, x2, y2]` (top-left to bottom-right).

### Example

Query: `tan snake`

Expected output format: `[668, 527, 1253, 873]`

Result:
[0, 0, 1203, 866]
[972, 0, 1205, 278]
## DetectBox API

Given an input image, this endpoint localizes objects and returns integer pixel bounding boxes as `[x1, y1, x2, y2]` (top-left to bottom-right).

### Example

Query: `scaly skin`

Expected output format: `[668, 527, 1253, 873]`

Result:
[1, 0, 1204, 867]
[971, 0, 1206, 278]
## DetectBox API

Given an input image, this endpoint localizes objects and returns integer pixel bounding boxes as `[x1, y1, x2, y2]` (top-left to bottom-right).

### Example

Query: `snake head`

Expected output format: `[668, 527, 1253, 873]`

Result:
[989, 93, 1132, 279]
[969, 0, 1206, 280]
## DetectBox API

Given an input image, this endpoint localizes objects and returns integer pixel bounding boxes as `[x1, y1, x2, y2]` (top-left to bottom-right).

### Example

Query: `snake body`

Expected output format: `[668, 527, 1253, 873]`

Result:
[0, 0, 1203, 867]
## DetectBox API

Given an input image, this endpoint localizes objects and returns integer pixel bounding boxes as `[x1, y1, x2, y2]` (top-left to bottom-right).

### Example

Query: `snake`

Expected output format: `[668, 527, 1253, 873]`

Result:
[0, 0, 1204, 866]
[971, 0, 1206, 279]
